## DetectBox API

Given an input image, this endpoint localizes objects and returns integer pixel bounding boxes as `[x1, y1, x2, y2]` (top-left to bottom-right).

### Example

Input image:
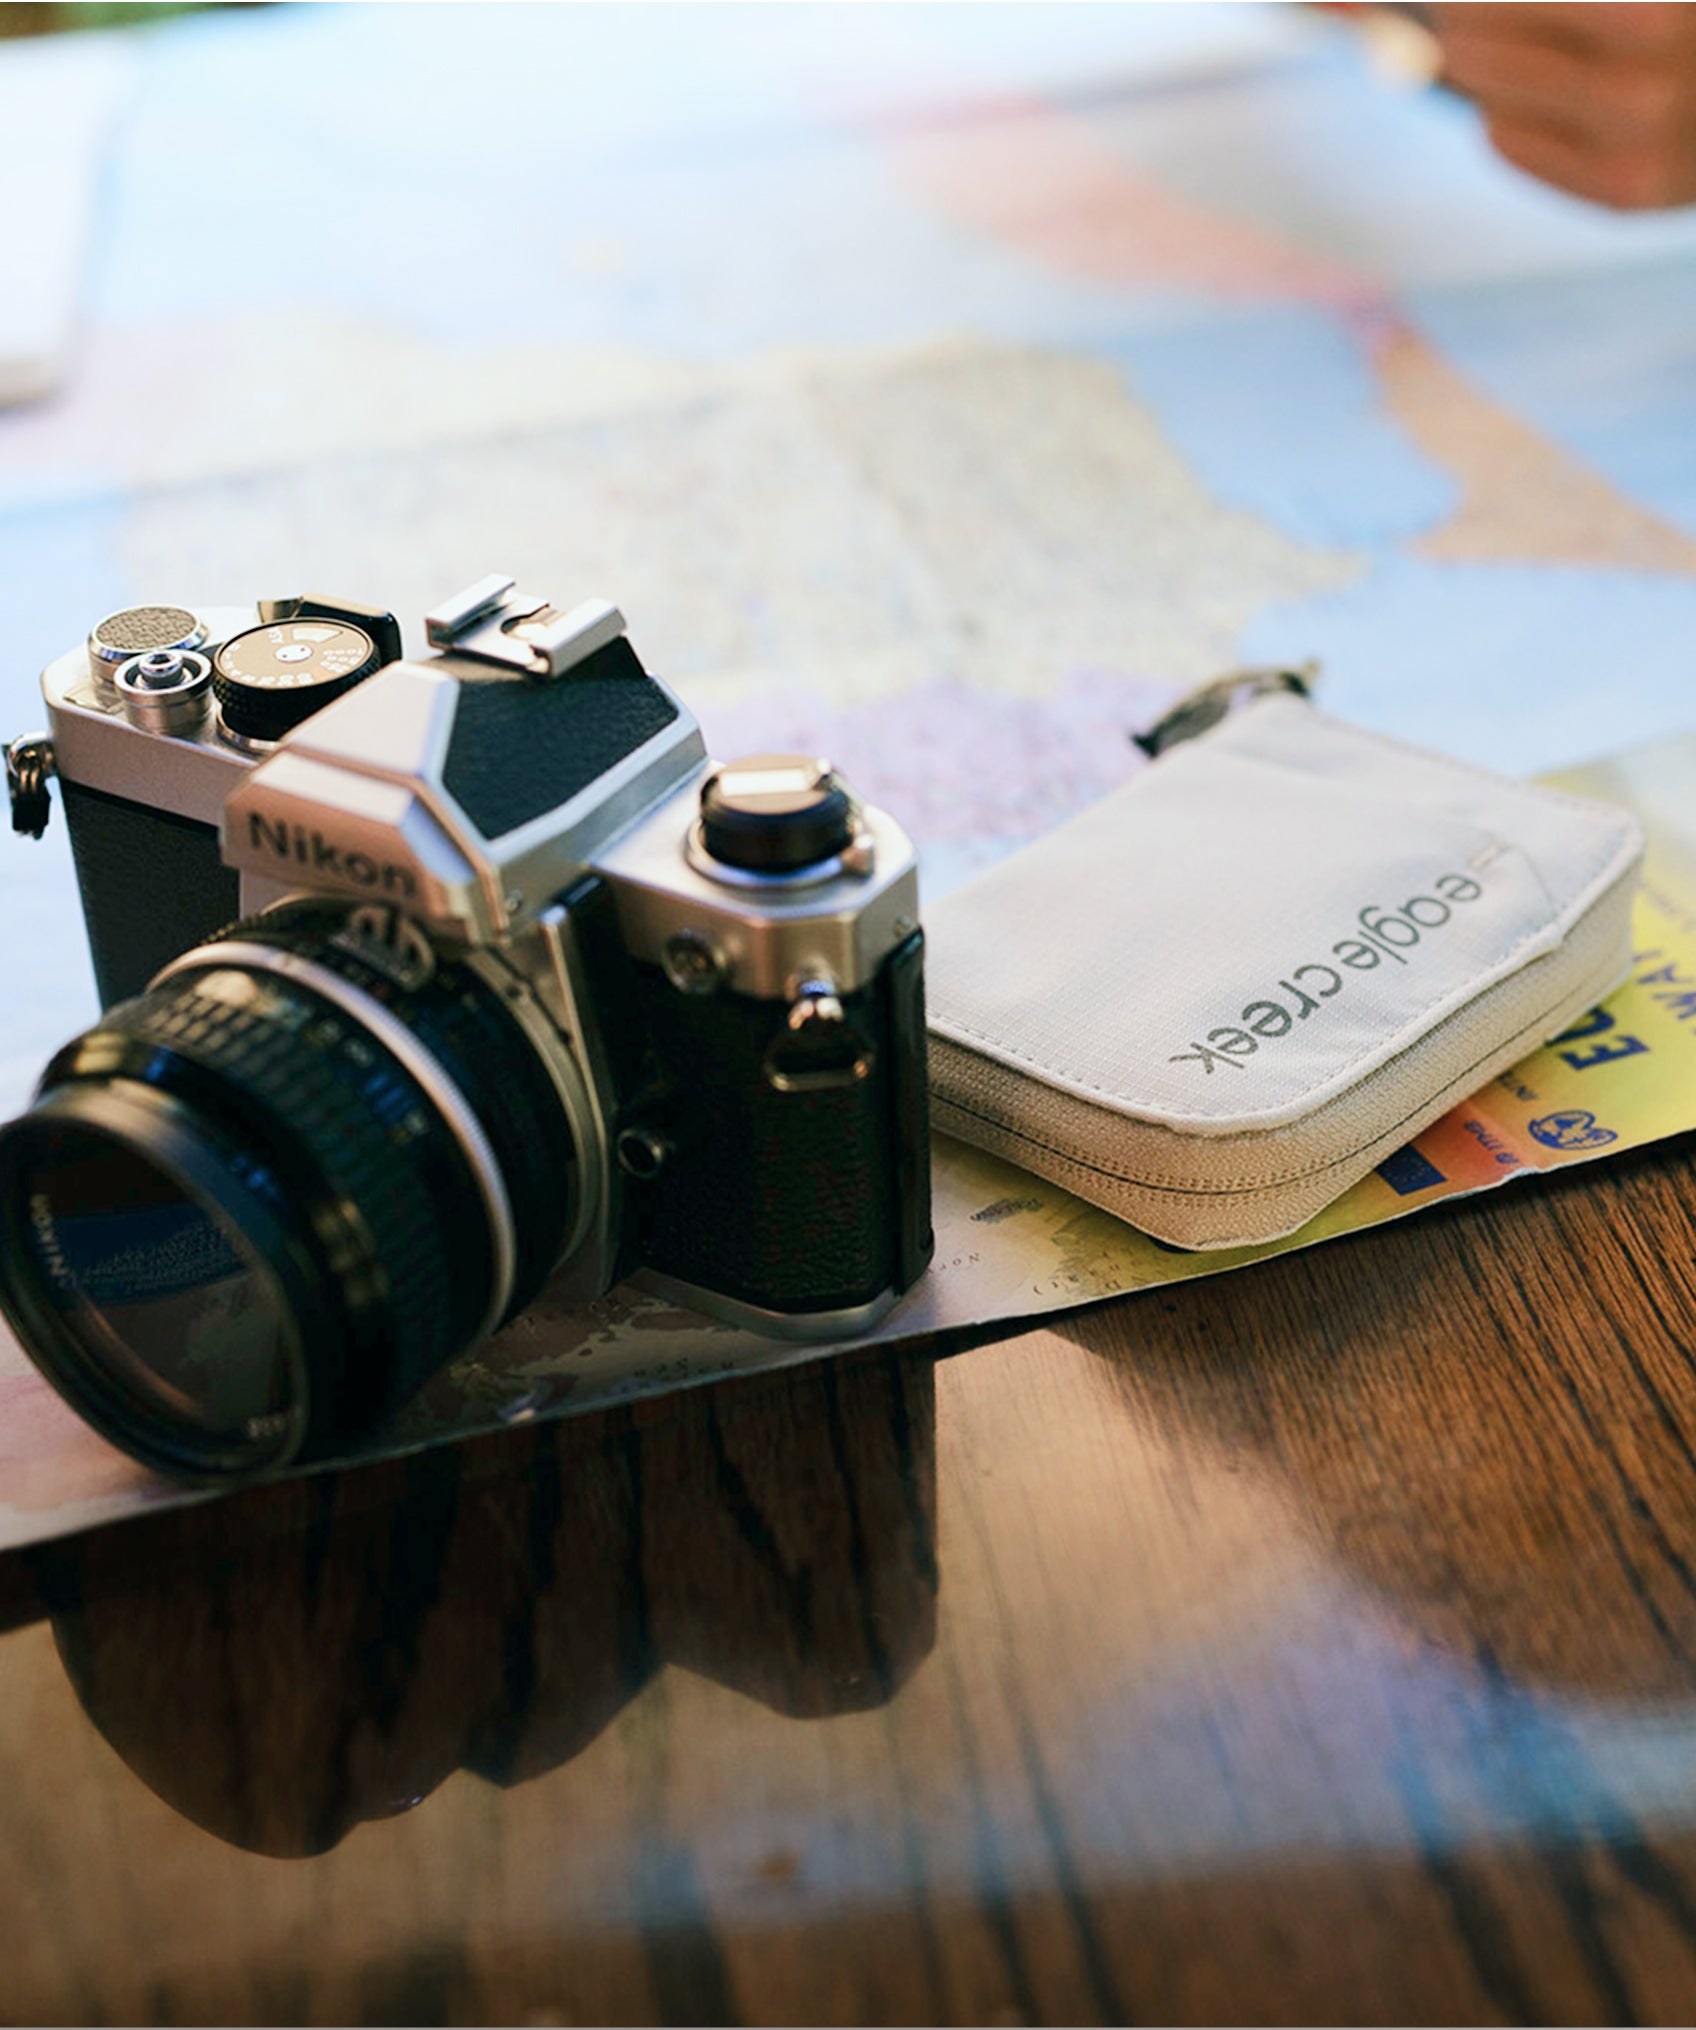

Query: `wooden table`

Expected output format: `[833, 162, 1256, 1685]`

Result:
[3, 1134, 1696, 2025]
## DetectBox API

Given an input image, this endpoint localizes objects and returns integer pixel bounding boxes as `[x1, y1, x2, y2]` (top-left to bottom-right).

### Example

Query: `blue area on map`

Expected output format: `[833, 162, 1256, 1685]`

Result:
[1410, 267, 1696, 542]
[0, 500, 131, 722]
[1109, 312, 1455, 548]
[1376, 1146, 1447, 1196]
[96, 3, 1165, 361]
[1238, 557, 1696, 775]
[0, 498, 128, 1100]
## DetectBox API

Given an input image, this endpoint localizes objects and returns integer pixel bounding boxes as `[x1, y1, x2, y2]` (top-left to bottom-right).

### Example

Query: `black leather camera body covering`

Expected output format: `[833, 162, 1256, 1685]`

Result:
[60, 778, 236, 1007]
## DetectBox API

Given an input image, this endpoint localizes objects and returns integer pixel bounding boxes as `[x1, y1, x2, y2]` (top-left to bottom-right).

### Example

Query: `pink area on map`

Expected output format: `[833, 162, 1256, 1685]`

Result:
[697, 663, 1168, 865]
[879, 92, 1387, 325]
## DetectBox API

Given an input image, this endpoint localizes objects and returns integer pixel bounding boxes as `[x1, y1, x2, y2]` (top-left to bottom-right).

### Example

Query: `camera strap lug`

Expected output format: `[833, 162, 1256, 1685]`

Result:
[763, 976, 877, 1093]
[5, 733, 55, 839]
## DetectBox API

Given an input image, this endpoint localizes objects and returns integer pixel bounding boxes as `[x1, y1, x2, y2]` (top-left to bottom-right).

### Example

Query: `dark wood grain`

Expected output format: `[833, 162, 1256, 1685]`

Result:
[4, 1140, 1696, 2024]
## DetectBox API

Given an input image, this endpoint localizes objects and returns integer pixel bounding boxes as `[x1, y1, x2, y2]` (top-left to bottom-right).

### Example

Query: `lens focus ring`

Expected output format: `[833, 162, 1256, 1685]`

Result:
[191, 901, 582, 1321]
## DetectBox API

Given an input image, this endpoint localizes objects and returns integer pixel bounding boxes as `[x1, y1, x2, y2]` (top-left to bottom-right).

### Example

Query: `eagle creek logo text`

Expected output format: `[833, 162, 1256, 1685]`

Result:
[247, 812, 418, 899]
[1169, 871, 1486, 1075]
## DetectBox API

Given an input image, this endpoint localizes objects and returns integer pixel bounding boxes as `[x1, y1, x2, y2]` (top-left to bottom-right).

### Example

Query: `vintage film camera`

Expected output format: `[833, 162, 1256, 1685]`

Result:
[0, 577, 932, 1480]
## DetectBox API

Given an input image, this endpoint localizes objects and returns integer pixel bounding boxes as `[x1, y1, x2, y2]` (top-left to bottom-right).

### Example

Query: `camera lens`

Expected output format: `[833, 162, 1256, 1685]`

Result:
[1, 1098, 307, 1472]
[0, 901, 585, 1480]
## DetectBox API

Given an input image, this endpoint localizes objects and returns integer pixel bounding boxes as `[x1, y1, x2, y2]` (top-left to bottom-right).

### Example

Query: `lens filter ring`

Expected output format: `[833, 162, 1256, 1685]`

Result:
[0, 1081, 320, 1478]
[41, 971, 492, 1467]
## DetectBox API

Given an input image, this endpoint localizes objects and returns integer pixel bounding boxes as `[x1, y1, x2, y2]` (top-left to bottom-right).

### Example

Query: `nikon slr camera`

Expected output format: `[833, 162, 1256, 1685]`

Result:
[0, 577, 931, 1480]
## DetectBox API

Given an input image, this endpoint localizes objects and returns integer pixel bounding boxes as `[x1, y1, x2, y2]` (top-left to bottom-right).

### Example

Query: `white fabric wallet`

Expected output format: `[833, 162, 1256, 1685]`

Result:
[926, 692, 1644, 1249]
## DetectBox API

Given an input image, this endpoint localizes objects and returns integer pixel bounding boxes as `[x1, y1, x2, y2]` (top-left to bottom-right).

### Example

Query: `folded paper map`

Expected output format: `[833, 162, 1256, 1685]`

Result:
[0, 738, 1691, 1554]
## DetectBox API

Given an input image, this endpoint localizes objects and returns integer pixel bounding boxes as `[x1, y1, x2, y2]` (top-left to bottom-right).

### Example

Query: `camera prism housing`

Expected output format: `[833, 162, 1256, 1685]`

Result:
[0, 577, 932, 1478]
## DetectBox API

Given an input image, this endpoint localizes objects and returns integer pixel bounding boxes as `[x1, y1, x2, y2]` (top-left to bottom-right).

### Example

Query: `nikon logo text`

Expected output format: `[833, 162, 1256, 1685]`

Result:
[246, 812, 418, 899]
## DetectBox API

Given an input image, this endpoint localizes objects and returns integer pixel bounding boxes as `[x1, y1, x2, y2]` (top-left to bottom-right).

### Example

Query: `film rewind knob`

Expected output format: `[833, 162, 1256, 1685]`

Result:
[698, 755, 855, 874]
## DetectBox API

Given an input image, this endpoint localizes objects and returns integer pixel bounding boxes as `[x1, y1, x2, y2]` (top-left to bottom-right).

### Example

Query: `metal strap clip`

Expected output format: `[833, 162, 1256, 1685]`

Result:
[1131, 661, 1318, 760]
[5, 733, 55, 839]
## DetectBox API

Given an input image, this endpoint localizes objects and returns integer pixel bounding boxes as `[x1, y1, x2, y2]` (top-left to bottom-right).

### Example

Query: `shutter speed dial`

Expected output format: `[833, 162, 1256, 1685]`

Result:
[212, 620, 382, 747]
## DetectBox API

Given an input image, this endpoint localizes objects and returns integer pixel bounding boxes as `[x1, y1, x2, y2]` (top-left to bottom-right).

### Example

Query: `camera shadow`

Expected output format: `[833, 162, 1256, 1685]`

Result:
[5, 1342, 938, 1857]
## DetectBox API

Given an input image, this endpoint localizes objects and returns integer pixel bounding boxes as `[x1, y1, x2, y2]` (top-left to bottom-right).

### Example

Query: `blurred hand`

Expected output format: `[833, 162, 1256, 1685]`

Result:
[1431, 2, 1696, 209]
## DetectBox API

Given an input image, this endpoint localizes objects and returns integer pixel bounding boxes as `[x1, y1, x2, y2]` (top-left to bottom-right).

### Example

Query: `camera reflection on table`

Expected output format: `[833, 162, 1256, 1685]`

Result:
[7, 1344, 936, 1857]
